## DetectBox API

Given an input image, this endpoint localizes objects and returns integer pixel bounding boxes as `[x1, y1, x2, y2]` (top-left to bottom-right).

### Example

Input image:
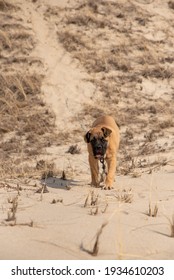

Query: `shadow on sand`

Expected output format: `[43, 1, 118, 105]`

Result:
[41, 177, 83, 190]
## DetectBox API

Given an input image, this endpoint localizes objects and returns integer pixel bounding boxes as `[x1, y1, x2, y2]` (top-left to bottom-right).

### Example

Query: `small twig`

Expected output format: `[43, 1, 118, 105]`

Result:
[148, 203, 158, 217]
[81, 222, 108, 256]
[84, 193, 90, 207]
[60, 170, 67, 180]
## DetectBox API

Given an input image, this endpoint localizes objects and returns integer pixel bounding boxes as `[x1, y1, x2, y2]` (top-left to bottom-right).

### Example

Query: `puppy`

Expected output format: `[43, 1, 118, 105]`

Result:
[84, 115, 120, 189]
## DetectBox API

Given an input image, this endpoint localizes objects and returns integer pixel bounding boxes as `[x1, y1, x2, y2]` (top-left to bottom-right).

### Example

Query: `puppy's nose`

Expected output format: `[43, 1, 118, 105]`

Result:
[97, 145, 102, 149]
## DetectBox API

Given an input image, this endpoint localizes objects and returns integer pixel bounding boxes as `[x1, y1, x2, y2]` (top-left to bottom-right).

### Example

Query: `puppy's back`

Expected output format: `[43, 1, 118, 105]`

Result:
[92, 115, 118, 131]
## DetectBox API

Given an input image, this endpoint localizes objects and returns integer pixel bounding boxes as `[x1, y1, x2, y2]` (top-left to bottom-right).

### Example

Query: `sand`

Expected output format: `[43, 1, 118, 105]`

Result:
[0, 0, 174, 260]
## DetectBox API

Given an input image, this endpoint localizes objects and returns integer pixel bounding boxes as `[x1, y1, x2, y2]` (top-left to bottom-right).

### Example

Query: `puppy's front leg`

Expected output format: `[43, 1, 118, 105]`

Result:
[88, 155, 99, 187]
[105, 156, 116, 189]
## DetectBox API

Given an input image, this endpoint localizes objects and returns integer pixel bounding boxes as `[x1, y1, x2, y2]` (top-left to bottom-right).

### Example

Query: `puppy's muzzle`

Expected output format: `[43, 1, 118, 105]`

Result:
[91, 141, 107, 159]
[94, 146, 103, 159]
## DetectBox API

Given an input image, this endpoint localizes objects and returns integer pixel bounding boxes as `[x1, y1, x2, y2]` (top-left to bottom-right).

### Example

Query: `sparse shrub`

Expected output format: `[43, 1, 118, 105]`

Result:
[67, 144, 81, 154]
[115, 189, 133, 203]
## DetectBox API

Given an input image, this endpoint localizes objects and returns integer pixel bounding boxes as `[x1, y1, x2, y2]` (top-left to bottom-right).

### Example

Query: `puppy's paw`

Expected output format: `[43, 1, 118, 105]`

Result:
[101, 185, 113, 190]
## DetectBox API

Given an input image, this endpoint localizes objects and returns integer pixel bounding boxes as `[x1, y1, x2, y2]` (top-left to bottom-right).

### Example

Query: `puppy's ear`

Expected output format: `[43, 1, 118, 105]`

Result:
[84, 131, 91, 143]
[101, 127, 112, 138]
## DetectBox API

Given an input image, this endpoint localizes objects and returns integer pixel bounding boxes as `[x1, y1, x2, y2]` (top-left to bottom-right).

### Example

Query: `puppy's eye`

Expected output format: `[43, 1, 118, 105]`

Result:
[101, 137, 105, 142]
[91, 137, 96, 143]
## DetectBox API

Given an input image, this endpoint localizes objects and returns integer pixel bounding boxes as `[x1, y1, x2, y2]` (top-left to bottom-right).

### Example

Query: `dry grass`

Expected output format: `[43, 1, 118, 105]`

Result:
[0, 29, 11, 48]
[169, 217, 174, 238]
[37, 160, 58, 180]
[48, 0, 174, 175]
[168, 1, 174, 9]
[35, 183, 49, 194]
[115, 188, 133, 203]
[0, 4, 58, 179]
[6, 195, 18, 223]
[2, 191, 35, 227]
[84, 191, 99, 207]
[80, 222, 108, 256]
[166, 214, 174, 237]
[84, 190, 108, 215]
[60, 170, 67, 180]
[0, 0, 17, 11]
[148, 203, 158, 217]
[67, 144, 81, 154]
[1, 0, 174, 181]
[51, 198, 63, 204]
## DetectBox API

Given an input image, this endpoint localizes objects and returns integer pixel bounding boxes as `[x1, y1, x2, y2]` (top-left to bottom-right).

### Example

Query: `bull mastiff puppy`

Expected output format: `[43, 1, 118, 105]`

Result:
[84, 115, 120, 189]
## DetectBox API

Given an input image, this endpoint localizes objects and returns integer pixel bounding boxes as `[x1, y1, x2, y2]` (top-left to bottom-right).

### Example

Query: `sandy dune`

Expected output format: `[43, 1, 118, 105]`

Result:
[0, 0, 174, 260]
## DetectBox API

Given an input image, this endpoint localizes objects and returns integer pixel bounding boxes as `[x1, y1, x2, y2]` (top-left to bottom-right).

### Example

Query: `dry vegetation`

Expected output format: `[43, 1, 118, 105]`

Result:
[0, 0, 57, 179]
[0, 0, 174, 260]
[84, 190, 108, 215]
[168, 214, 174, 238]
[1, 0, 173, 180]
[45, 0, 174, 175]
[81, 221, 108, 256]
[115, 188, 133, 203]
[148, 202, 158, 217]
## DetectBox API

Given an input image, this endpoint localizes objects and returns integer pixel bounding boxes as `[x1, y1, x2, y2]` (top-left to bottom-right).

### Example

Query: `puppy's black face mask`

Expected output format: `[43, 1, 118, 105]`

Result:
[90, 137, 108, 159]
[84, 127, 112, 159]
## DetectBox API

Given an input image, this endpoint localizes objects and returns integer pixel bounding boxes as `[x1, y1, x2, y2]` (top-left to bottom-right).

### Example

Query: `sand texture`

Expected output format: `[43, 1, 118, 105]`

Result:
[0, 0, 174, 260]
